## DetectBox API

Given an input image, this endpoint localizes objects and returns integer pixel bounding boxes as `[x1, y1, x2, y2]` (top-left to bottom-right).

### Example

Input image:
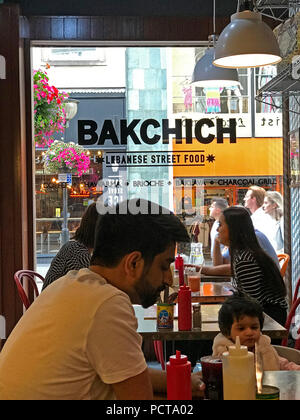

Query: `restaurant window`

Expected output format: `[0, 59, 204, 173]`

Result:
[32, 46, 284, 268]
[254, 65, 282, 137]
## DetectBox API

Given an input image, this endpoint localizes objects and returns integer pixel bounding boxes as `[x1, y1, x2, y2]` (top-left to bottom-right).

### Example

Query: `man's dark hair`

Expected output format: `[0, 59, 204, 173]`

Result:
[218, 292, 264, 337]
[73, 203, 99, 249]
[91, 199, 190, 267]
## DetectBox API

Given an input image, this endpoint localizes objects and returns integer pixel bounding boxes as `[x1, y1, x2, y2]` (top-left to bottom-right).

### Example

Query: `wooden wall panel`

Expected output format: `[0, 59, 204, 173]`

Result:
[0, 4, 28, 337]
[23, 16, 231, 43]
[77, 17, 92, 40]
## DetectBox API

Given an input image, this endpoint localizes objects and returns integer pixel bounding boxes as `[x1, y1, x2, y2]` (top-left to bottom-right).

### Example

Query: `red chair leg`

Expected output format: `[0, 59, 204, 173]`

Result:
[153, 340, 165, 370]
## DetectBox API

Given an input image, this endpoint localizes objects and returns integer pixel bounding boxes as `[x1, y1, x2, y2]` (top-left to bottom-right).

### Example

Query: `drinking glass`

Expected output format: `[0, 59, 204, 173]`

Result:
[200, 356, 223, 400]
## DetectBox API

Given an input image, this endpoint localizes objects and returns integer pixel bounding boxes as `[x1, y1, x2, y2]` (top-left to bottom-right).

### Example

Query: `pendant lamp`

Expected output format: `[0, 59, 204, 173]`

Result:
[213, 7, 282, 68]
[192, 0, 240, 87]
[192, 47, 240, 88]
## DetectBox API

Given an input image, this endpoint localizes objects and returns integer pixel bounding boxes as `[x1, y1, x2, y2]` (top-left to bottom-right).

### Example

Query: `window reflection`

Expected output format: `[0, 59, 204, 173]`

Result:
[33, 47, 284, 265]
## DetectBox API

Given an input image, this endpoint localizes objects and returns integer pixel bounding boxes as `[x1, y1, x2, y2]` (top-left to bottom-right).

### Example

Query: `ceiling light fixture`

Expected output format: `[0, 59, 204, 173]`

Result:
[192, 43, 240, 87]
[192, 0, 240, 88]
[213, 0, 282, 68]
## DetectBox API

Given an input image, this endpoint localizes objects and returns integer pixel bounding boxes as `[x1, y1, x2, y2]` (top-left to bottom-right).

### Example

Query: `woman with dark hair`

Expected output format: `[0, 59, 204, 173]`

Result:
[218, 206, 287, 326]
[42, 203, 99, 290]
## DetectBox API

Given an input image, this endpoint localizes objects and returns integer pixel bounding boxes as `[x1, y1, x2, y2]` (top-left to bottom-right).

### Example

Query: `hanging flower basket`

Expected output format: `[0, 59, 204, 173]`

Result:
[33, 69, 69, 148]
[44, 140, 90, 177]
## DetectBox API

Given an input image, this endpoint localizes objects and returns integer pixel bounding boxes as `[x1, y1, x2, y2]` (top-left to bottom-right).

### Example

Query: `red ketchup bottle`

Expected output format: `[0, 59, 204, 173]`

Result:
[178, 284, 192, 331]
[167, 350, 192, 400]
[175, 255, 184, 286]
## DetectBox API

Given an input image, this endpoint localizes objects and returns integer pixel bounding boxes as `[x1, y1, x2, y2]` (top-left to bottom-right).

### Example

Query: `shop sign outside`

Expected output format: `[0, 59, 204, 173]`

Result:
[177, 176, 278, 188]
[172, 113, 252, 138]
[255, 113, 282, 138]
[172, 113, 282, 138]
[74, 114, 282, 213]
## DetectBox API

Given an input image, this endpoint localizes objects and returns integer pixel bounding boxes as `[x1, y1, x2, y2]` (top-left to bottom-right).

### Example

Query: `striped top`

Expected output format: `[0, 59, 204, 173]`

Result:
[232, 249, 287, 310]
[42, 241, 91, 291]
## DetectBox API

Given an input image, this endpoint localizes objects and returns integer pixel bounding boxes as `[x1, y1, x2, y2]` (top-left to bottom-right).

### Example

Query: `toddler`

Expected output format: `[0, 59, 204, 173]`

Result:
[212, 293, 300, 371]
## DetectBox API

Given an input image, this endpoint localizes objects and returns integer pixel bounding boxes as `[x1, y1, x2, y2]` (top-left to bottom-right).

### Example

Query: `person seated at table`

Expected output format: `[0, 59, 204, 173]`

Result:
[212, 293, 300, 371]
[190, 206, 287, 326]
[42, 202, 99, 290]
[0, 198, 205, 400]
[212, 227, 280, 269]
[187, 225, 280, 277]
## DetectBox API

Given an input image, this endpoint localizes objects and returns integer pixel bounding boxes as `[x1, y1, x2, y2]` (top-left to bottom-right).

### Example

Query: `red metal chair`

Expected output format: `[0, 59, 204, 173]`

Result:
[14, 270, 45, 310]
[281, 296, 300, 350]
[277, 253, 290, 277]
[153, 340, 165, 370]
[292, 277, 300, 305]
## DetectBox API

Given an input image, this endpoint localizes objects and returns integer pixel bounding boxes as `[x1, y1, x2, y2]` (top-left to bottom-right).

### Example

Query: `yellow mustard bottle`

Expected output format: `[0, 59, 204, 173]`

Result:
[222, 336, 256, 400]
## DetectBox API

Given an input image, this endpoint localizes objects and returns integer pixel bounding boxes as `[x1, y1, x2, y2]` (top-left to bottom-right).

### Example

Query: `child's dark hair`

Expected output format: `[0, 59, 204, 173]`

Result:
[218, 292, 264, 337]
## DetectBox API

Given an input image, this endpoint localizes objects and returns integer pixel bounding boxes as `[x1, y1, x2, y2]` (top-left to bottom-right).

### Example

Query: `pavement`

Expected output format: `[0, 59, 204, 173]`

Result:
[36, 258, 52, 292]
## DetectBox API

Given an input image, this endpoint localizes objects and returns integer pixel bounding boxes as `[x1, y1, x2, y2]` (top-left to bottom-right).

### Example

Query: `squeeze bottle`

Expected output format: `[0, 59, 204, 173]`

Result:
[222, 336, 256, 400]
[178, 284, 192, 331]
[175, 255, 184, 286]
[167, 350, 192, 400]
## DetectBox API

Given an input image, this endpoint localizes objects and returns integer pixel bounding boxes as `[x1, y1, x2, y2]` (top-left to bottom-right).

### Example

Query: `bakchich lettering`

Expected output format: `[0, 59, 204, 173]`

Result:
[78, 118, 237, 146]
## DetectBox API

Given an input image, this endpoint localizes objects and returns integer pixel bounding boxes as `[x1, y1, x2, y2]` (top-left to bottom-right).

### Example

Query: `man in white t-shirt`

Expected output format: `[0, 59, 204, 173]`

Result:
[243, 186, 277, 250]
[0, 199, 204, 400]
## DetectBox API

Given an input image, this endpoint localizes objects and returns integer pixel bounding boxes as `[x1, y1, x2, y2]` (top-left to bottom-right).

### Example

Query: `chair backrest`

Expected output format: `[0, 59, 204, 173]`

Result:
[14, 270, 45, 310]
[273, 345, 300, 364]
[281, 296, 300, 350]
[277, 253, 290, 277]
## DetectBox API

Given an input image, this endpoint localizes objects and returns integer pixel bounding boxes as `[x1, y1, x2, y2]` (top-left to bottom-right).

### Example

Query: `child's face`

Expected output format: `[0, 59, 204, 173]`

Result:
[230, 315, 261, 348]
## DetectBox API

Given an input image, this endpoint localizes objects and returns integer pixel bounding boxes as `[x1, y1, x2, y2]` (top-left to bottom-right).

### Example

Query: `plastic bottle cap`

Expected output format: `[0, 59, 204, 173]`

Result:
[228, 335, 248, 356]
[169, 350, 188, 365]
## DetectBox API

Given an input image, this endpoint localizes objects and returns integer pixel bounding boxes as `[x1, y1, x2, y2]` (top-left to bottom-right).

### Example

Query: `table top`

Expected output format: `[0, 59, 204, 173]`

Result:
[263, 371, 300, 400]
[170, 282, 233, 304]
[134, 303, 287, 341]
[190, 282, 233, 304]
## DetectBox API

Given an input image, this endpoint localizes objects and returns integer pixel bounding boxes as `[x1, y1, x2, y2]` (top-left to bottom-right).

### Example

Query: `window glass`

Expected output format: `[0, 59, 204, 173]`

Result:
[254, 65, 282, 137]
[33, 47, 284, 269]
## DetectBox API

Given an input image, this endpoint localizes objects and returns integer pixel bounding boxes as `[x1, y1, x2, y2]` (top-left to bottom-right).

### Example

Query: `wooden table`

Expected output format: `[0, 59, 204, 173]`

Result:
[170, 282, 233, 304]
[263, 371, 300, 400]
[134, 304, 287, 341]
[190, 282, 233, 304]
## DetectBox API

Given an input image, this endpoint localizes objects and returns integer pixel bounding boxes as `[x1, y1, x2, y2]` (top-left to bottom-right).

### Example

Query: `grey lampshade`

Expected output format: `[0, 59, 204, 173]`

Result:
[192, 48, 240, 87]
[213, 10, 282, 68]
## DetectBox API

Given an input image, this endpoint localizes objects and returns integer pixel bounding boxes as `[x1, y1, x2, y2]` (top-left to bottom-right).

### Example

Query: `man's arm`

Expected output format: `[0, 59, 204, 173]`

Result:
[149, 367, 167, 394]
[112, 368, 153, 400]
